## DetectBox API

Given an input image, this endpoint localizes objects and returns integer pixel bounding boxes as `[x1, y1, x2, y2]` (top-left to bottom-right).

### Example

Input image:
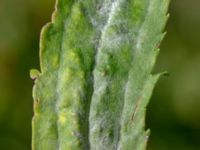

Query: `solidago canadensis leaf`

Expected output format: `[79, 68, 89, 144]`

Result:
[31, 0, 169, 150]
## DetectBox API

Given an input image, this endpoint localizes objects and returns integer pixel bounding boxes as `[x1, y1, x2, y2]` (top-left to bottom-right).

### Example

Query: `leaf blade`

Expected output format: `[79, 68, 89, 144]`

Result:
[32, 0, 170, 150]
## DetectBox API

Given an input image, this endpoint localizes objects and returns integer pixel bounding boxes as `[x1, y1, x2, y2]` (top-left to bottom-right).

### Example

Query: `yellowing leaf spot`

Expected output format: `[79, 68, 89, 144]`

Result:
[58, 113, 66, 125]
[68, 51, 80, 64]
[52, 54, 59, 68]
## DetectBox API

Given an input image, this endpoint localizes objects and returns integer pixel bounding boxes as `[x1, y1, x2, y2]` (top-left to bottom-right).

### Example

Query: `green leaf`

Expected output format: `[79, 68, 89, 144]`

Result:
[32, 0, 169, 150]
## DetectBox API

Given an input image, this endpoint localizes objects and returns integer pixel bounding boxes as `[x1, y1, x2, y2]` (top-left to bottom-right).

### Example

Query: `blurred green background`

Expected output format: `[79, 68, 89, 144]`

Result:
[0, 0, 200, 149]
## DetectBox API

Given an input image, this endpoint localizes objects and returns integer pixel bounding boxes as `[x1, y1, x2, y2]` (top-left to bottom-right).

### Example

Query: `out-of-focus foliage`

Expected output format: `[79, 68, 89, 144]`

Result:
[0, 0, 200, 150]
[0, 0, 55, 149]
[147, 0, 200, 150]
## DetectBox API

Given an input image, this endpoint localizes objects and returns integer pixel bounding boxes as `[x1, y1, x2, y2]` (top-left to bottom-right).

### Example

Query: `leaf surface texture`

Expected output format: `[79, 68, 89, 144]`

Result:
[32, 0, 169, 149]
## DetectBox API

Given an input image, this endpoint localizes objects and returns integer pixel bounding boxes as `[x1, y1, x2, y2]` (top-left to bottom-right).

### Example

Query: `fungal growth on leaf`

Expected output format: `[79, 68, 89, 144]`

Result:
[31, 0, 169, 150]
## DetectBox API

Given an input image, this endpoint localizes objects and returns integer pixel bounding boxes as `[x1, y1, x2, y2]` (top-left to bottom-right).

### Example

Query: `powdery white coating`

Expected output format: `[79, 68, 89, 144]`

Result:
[88, 0, 115, 30]
[89, 0, 129, 149]
[89, 0, 169, 150]
[99, 0, 124, 50]
[32, 0, 169, 149]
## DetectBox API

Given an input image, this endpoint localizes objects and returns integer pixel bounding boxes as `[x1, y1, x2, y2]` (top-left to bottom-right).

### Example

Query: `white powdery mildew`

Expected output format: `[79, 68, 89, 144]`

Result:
[100, 0, 122, 45]
[98, 0, 113, 16]
[102, 33, 129, 52]
[89, 0, 115, 29]
[90, 0, 125, 149]
[135, 0, 152, 52]
[98, 0, 132, 54]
